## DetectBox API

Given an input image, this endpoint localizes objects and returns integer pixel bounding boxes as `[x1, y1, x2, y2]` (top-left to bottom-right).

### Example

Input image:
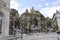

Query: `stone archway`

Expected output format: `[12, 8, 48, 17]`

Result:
[30, 18, 38, 32]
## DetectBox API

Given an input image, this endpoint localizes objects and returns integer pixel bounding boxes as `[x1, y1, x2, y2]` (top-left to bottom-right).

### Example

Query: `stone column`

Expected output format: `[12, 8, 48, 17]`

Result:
[56, 17, 60, 31]
[55, 11, 60, 32]
[37, 18, 41, 32]
[2, 9, 10, 36]
[26, 18, 30, 34]
[0, 0, 10, 40]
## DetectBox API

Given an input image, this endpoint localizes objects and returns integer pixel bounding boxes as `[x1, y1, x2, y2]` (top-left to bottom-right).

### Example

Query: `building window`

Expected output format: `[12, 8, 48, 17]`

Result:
[0, 13, 3, 33]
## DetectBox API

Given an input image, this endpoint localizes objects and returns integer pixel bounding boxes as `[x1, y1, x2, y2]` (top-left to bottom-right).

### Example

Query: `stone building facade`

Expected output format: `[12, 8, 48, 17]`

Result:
[52, 10, 60, 32]
[20, 7, 47, 33]
[0, 0, 10, 40]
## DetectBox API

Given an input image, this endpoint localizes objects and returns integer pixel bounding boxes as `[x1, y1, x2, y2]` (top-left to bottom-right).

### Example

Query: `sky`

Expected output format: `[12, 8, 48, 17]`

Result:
[10, 0, 60, 18]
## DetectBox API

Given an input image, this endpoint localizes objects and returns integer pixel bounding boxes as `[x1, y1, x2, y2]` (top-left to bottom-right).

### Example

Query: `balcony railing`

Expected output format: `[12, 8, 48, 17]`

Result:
[0, 0, 6, 7]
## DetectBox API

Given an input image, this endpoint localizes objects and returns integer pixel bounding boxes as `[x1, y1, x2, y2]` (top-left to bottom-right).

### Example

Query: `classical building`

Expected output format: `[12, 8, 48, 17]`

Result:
[0, 0, 10, 40]
[20, 7, 48, 33]
[52, 10, 60, 32]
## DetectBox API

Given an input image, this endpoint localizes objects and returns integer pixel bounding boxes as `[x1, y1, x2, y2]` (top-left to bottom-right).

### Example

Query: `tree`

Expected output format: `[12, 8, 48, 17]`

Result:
[35, 11, 45, 21]
[9, 9, 20, 35]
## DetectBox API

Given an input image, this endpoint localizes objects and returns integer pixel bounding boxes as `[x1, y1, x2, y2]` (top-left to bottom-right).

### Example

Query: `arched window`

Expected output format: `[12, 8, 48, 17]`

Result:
[0, 12, 3, 33]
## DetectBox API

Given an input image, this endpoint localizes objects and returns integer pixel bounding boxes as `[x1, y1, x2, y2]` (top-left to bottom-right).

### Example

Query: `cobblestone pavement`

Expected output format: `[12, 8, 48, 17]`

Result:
[4, 32, 60, 40]
[21, 32, 60, 40]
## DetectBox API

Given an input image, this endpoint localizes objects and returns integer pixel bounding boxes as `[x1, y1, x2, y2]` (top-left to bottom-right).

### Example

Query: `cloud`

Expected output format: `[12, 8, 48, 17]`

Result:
[10, 0, 19, 10]
[45, 3, 49, 6]
[39, 4, 41, 7]
[41, 0, 44, 1]
[49, 0, 60, 6]
[10, 0, 22, 16]
[40, 6, 60, 18]
[10, 0, 30, 16]
[10, 0, 60, 18]
[19, 7, 30, 16]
